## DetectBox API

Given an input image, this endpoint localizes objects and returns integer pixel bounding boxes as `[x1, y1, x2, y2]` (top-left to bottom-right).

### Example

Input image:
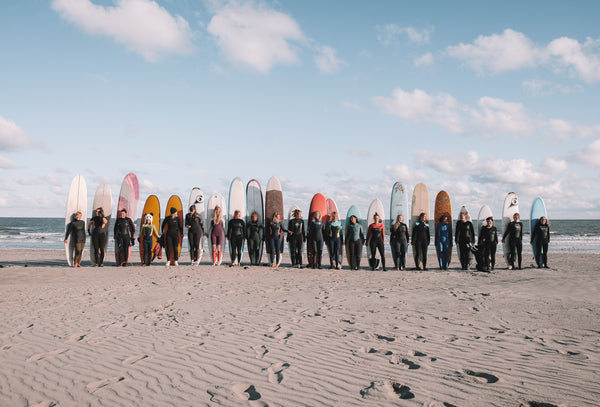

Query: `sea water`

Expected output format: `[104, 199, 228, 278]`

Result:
[0, 217, 598, 254]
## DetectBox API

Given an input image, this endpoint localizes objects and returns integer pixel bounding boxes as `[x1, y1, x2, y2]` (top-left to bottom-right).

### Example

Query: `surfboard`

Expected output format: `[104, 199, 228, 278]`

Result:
[65, 175, 87, 266]
[366, 198, 385, 269]
[456, 205, 475, 266]
[115, 173, 139, 264]
[307, 193, 327, 268]
[477, 205, 493, 239]
[502, 192, 519, 267]
[530, 197, 547, 266]
[228, 177, 246, 264]
[164, 195, 183, 265]
[188, 187, 205, 262]
[434, 190, 452, 265]
[246, 179, 264, 264]
[89, 183, 111, 265]
[325, 197, 343, 267]
[207, 192, 227, 265]
[288, 204, 300, 262]
[344, 205, 362, 268]
[411, 183, 430, 269]
[140, 195, 160, 264]
[265, 176, 284, 266]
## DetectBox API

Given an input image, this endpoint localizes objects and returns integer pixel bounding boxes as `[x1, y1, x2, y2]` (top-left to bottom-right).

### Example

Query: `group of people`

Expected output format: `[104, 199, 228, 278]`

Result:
[64, 206, 551, 271]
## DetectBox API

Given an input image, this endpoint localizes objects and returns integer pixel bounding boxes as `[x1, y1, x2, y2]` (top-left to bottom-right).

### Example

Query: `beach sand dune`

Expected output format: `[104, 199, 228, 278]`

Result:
[0, 250, 598, 406]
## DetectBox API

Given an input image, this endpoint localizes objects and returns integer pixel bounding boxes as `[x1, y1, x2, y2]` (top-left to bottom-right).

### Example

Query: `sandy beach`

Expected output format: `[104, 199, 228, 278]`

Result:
[0, 250, 598, 406]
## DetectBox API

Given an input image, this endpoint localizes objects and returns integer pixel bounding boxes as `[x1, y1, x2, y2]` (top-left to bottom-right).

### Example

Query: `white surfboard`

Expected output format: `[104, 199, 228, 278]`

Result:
[189, 187, 205, 261]
[115, 173, 139, 265]
[477, 205, 493, 240]
[246, 179, 264, 264]
[89, 183, 112, 265]
[207, 192, 227, 264]
[65, 175, 87, 266]
[530, 197, 547, 266]
[390, 181, 410, 227]
[228, 178, 246, 263]
[502, 192, 519, 267]
[366, 198, 385, 269]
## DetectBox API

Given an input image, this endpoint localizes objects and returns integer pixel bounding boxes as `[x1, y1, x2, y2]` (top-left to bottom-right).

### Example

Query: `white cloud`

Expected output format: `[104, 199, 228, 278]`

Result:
[372, 87, 600, 141]
[570, 138, 600, 167]
[376, 24, 433, 45]
[414, 52, 434, 67]
[51, 0, 194, 62]
[447, 29, 600, 82]
[522, 78, 582, 96]
[0, 116, 33, 151]
[314, 45, 344, 74]
[0, 156, 16, 169]
[207, 1, 305, 73]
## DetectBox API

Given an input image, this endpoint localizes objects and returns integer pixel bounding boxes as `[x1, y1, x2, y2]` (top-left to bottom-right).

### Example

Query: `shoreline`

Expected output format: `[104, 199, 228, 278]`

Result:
[1, 250, 598, 406]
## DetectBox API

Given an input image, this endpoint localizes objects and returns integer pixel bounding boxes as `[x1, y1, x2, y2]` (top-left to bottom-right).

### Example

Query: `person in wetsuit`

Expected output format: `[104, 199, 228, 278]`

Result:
[139, 213, 159, 266]
[390, 214, 410, 271]
[478, 216, 498, 271]
[267, 212, 287, 267]
[114, 209, 135, 267]
[326, 211, 344, 269]
[88, 207, 108, 266]
[346, 215, 364, 270]
[367, 213, 386, 271]
[227, 210, 246, 266]
[435, 214, 453, 270]
[162, 207, 183, 266]
[246, 211, 264, 265]
[502, 212, 523, 270]
[210, 205, 225, 266]
[65, 211, 86, 268]
[455, 210, 475, 270]
[185, 205, 205, 265]
[308, 210, 325, 269]
[531, 216, 550, 268]
[287, 209, 305, 268]
[411, 212, 430, 270]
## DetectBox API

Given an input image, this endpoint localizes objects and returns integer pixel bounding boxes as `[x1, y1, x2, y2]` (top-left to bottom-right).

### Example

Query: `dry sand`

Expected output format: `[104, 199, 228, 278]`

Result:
[0, 250, 599, 406]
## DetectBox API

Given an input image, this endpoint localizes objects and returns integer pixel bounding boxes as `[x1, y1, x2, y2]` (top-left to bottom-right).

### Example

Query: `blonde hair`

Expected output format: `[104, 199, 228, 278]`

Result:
[213, 205, 222, 224]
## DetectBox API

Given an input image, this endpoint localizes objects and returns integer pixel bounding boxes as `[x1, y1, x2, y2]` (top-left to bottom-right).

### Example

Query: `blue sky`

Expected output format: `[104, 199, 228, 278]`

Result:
[1, 0, 599, 219]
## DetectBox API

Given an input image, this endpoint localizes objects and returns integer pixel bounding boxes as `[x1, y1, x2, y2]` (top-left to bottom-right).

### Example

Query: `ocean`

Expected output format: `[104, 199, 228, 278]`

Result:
[0, 217, 598, 254]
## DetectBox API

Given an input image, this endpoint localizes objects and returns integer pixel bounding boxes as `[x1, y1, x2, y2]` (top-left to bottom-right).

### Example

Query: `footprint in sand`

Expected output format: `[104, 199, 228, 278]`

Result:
[252, 345, 268, 359]
[376, 334, 396, 342]
[26, 349, 68, 362]
[518, 399, 559, 407]
[66, 332, 88, 342]
[267, 362, 290, 384]
[231, 383, 262, 401]
[29, 401, 57, 407]
[122, 354, 148, 365]
[423, 400, 458, 407]
[385, 381, 415, 400]
[86, 376, 125, 393]
[462, 369, 499, 384]
[389, 354, 420, 369]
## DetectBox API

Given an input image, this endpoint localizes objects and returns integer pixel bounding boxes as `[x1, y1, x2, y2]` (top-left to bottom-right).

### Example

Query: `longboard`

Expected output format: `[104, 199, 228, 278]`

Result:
[228, 177, 246, 263]
[530, 197, 547, 265]
[265, 176, 284, 266]
[246, 179, 264, 264]
[164, 195, 183, 265]
[140, 195, 160, 263]
[65, 175, 87, 266]
[307, 193, 327, 268]
[434, 190, 452, 265]
[477, 205, 493, 239]
[344, 205, 362, 267]
[502, 192, 519, 267]
[411, 183, 430, 269]
[89, 183, 111, 265]
[115, 173, 139, 265]
[189, 187, 205, 261]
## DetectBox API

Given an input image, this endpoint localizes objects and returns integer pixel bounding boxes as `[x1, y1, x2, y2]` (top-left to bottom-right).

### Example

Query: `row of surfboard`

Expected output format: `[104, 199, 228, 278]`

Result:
[65, 174, 547, 268]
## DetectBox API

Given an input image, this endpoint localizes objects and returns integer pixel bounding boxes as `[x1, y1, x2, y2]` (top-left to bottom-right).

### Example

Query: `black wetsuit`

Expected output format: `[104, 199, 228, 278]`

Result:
[503, 221, 523, 269]
[455, 220, 475, 270]
[185, 213, 205, 262]
[288, 218, 305, 266]
[411, 221, 430, 270]
[65, 219, 86, 265]
[267, 221, 287, 265]
[246, 220, 264, 265]
[531, 222, 550, 268]
[390, 222, 409, 270]
[227, 218, 246, 264]
[90, 215, 107, 266]
[478, 226, 498, 270]
[114, 217, 135, 266]
[162, 216, 183, 264]
[346, 222, 364, 270]
[308, 219, 325, 268]
[368, 223, 385, 270]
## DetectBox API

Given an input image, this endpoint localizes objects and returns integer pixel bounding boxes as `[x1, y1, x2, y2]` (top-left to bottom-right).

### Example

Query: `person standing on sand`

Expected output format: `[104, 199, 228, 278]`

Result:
[346, 215, 364, 270]
[326, 211, 343, 270]
[185, 205, 205, 266]
[455, 210, 475, 270]
[308, 210, 325, 269]
[139, 213, 159, 266]
[65, 211, 86, 268]
[367, 213, 386, 271]
[114, 209, 135, 267]
[88, 207, 108, 266]
[412, 212, 430, 270]
[162, 207, 183, 267]
[266, 212, 287, 268]
[531, 216, 550, 268]
[478, 216, 498, 271]
[288, 209, 305, 268]
[210, 205, 225, 266]
[227, 209, 246, 266]
[246, 211, 264, 265]
[502, 213, 523, 270]
[390, 214, 410, 271]
[435, 214, 452, 270]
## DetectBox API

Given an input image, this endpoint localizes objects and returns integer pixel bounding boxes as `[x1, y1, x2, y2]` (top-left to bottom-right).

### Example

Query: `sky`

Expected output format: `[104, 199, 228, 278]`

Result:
[1, 0, 600, 220]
